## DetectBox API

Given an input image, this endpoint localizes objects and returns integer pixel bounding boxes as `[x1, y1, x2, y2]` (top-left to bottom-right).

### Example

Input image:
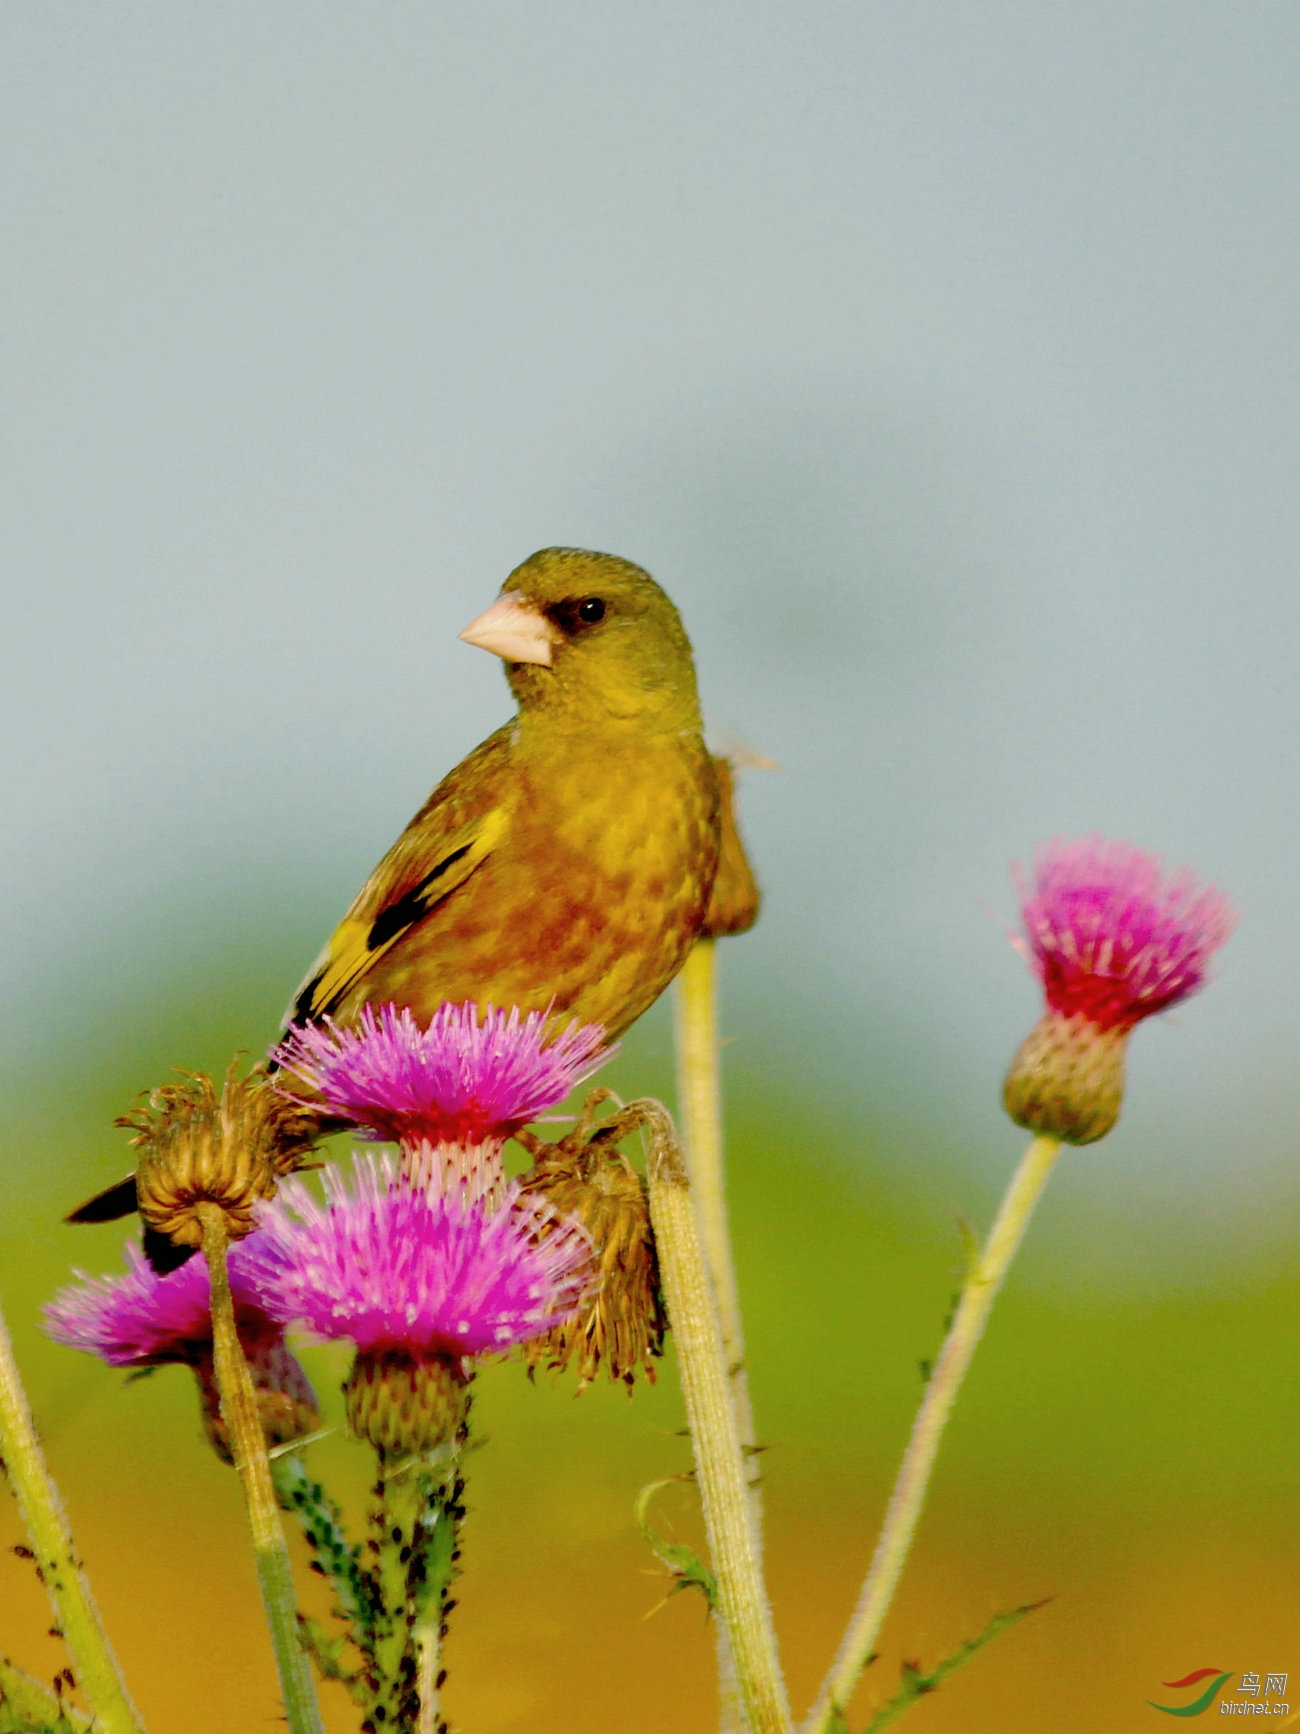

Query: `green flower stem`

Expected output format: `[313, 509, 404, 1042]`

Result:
[367, 1460, 425, 1729]
[673, 940, 760, 1734]
[414, 1478, 459, 1734]
[365, 1456, 461, 1734]
[198, 1207, 324, 1734]
[0, 1295, 144, 1734]
[673, 941, 762, 1507]
[414, 1608, 441, 1734]
[639, 1099, 791, 1734]
[803, 1134, 1063, 1734]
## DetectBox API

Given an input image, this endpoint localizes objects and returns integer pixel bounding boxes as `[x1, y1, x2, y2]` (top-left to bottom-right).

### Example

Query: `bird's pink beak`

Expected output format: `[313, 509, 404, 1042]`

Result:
[458, 595, 559, 667]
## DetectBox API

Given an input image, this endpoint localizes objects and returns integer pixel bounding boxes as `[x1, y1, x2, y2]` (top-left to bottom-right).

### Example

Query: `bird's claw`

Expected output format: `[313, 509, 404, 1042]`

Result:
[515, 1086, 643, 1171]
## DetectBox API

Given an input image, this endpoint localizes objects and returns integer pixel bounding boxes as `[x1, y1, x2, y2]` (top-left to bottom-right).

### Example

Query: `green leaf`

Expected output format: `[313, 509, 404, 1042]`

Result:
[0, 1657, 89, 1733]
[409, 1467, 462, 1628]
[272, 1453, 372, 1639]
[297, 1616, 362, 1692]
[859, 1598, 1050, 1733]
[634, 1478, 718, 1612]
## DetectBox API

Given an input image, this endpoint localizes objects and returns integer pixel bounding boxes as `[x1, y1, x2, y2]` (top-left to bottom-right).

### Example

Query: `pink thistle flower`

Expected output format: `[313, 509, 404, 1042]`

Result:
[272, 1003, 613, 1198]
[1005, 835, 1235, 1144]
[243, 1156, 592, 1359]
[1015, 835, 1236, 1033]
[242, 1155, 594, 1454]
[45, 1240, 319, 1460]
[46, 1240, 275, 1368]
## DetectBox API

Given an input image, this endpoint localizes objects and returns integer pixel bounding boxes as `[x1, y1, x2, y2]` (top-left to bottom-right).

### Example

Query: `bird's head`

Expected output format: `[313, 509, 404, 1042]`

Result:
[460, 547, 703, 732]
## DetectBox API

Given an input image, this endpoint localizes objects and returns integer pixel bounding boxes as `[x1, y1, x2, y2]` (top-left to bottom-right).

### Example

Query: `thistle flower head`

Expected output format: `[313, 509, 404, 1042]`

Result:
[272, 1002, 613, 1149]
[47, 1241, 268, 1367]
[1015, 836, 1235, 1033]
[242, 1155, 593, 1361]
[1005, 836, 1235, 1144]
[45, 1240, 319, 1460]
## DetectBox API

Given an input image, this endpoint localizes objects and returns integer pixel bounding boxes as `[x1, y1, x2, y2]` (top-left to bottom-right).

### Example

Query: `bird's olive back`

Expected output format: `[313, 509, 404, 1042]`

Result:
[501, 547, 703, 731]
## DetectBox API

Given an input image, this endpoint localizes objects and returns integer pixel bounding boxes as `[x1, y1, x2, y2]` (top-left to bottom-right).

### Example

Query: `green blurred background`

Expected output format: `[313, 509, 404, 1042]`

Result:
[2, 6, 1297, 1731]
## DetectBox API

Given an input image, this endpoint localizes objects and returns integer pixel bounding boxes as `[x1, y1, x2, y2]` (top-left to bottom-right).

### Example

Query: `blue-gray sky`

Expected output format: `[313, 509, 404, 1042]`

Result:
[4, 5, 1297, 1260]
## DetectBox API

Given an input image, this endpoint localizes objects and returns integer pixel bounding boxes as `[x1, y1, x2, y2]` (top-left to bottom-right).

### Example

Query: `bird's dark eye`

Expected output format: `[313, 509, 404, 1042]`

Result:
[577, 596, 605, 623]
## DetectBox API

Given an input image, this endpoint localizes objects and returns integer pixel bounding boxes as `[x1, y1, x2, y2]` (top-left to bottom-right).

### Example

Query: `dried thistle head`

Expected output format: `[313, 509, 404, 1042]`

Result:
[121, 1060, 321, 1251]
[518, 1105, 664, 1390]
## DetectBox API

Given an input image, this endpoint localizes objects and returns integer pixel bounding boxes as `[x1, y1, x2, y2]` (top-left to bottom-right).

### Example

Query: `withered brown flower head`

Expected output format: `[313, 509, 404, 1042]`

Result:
[120, 1060, 321, 1251]
[519, 1118, 664, 1391]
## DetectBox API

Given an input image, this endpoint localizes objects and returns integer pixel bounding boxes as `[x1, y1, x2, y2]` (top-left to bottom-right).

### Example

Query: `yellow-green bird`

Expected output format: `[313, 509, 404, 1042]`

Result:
[283, 545, 723, 1039]
[71, 548, 725, 1235]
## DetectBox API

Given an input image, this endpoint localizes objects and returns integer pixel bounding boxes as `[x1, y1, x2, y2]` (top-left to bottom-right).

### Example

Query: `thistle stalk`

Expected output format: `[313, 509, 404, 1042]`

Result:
[674, 941, 761, 1506]
[198, 1204, 324, 1734]
[414, 1470, 461, 1734]
[674, 940, 761, 1733]
[0, 1296, 144, 1734]
[366, 1460, 426, 1731]
[803, 1134, 1062, 1734]
[360, 1452, 462, 1734]
[639, 1098, 791, 1734]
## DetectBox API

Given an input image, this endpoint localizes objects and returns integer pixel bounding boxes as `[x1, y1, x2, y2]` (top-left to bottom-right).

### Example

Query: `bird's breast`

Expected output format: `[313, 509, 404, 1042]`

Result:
[357, 730, 721, 1039]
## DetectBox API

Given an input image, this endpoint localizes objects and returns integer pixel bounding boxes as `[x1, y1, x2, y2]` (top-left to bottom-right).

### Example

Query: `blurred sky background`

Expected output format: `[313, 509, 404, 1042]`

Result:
[1, 8, 1298, 1733]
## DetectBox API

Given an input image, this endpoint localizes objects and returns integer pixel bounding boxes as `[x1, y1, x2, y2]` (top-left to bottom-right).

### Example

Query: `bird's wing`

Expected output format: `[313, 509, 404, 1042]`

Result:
[284, 726, 514, 1028]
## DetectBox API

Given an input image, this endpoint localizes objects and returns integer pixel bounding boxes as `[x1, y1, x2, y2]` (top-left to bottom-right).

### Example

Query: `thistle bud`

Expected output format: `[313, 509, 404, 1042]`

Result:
[1003, 1012, 1127, 1145]
[344, 1350, 471, 1458]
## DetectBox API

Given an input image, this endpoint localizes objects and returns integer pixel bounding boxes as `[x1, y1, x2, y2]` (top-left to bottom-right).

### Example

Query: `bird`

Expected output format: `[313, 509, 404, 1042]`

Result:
[284, 545, 723, 1038]
[70, 547, 725, 1235]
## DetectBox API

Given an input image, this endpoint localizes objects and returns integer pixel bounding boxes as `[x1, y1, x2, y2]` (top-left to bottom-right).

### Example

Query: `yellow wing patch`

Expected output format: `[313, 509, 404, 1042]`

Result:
[285, 806, 507, 1027]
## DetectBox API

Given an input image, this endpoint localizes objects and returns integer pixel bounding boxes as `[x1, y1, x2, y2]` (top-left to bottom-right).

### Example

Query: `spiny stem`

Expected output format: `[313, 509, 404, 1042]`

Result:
[0, 1295, 144, 1734]
[365, 1458, 425, 1731]
[638, 1099, 791, 1734]
[674, 940, 761, 1734]
[415, 1610, 441, 1734]
[198, 1206, 324, 1734]
[359, 1451, 462, 1734]
[803, 1135, 1063, 1734]
[414, 1472, 461, 1734]
[674, 941, 762, 1509]
[272, 1454, 370, 1639]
